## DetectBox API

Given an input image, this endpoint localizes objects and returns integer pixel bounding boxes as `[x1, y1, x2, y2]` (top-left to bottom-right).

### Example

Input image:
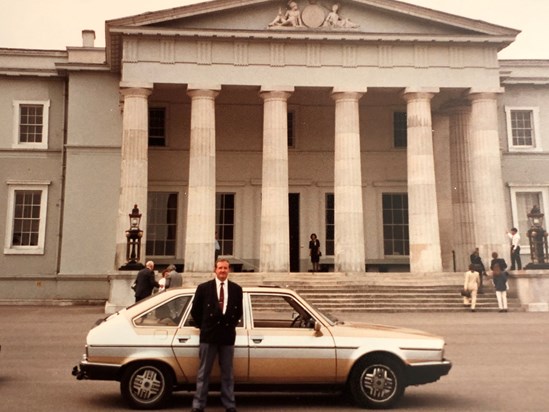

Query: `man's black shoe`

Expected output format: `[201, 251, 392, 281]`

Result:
[226, 408, 237, 412]
[191, 408, 204, 412]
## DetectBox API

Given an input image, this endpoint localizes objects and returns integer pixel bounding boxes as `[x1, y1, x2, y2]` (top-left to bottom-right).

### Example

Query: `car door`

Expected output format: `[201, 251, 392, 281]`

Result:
[171, 294, 249, 383]
[247, 292, 336, 383]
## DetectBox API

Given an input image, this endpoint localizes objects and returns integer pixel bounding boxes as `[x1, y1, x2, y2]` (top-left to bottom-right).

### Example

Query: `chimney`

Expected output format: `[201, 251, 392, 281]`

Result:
[82, 30, 96, 48]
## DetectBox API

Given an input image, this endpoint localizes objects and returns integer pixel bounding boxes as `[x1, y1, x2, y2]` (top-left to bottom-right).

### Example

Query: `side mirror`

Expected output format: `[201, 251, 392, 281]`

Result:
[314, 321, 323, 336]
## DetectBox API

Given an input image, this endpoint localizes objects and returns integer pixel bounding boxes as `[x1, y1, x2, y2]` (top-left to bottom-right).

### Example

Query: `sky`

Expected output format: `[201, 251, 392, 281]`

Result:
[0, 0, 548, 60]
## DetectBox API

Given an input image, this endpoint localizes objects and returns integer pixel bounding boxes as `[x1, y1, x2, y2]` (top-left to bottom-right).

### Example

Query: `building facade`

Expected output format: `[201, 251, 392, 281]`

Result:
[1, 0, 548, 300]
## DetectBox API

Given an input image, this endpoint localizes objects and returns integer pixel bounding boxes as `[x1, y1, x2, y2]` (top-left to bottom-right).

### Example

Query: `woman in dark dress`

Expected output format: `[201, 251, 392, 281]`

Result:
[309, 233, 321, 271]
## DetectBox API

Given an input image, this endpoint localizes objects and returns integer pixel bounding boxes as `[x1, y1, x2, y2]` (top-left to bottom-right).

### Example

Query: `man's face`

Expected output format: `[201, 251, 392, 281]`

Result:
[215, 261, 230, 282]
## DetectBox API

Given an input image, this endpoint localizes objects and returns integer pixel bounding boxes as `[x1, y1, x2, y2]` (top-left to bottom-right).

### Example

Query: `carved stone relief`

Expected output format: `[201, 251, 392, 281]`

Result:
[268, 1, 359, 30]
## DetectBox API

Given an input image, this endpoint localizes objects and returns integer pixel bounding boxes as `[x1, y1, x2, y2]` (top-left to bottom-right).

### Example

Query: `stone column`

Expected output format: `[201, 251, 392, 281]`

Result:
[259, 87, 293, 272]
[331, 90, 366, 273]
[402, 88, 442, 273]
[115, 85, 152, 269]
[448, 104, 476, 271]
[468, 90, 508, 260]
[184, 86, 220, 272]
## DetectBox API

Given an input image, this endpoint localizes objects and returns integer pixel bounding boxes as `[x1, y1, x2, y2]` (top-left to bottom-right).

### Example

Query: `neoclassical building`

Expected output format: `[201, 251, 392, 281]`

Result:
[1, 0, 548, 301]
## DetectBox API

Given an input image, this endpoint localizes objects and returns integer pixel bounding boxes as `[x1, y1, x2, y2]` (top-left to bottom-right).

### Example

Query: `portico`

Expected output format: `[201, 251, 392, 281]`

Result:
[106, 0, 517, 274]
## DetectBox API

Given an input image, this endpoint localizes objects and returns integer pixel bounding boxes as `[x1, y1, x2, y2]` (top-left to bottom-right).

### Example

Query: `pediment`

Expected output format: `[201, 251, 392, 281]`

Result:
[107, 0, 519, 38]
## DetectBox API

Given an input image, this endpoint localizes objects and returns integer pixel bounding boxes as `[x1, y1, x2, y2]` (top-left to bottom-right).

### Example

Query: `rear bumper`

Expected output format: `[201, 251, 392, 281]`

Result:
[405, 359, 452, 386]
[72, 359, 121, 381]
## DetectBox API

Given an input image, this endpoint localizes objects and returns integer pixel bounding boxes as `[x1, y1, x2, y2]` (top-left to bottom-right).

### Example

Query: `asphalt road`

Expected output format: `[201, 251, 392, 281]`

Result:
[1, 305, 548, 412]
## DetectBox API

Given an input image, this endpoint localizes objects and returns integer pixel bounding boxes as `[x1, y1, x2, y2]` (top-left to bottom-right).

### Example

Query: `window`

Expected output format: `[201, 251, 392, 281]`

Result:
[146, 192, 178, 256]
[287, 111, 295, 148]
[149, 107, 166, 147]
[216, 193, 235, 255]
[4, 182, 49, 255]
[135, 295, 192, 327]
[250, 294, 314, 329]
[505, 107, 541, 151]
[13, 100, 50, 149]
[382, 193, 409, 256]
[325, 193, 334, 256]
[393, 111, 407, 148]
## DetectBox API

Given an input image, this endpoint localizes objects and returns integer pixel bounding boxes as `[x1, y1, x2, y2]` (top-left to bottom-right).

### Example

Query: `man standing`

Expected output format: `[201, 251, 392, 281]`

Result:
[190, 259, 243, 412]
[507, 228, 522, 270]
[133, 260, 159, 302]
[165, 264, 183, 289]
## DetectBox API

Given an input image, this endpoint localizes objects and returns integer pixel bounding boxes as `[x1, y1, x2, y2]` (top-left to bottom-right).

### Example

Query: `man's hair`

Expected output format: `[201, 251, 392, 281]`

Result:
[511, 227, 518, 233]
[215, 258, 230, 269]
[146, 260, 154, 269]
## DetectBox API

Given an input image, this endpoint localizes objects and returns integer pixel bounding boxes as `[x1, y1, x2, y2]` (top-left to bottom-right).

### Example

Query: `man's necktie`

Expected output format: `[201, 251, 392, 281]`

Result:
[219, 282, 224, 312]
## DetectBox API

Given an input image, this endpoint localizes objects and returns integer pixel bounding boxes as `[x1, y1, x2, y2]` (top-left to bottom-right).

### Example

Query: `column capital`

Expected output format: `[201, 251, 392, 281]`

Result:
[187, 88, 220, 100]
[401, 87, 439, 101]
[260, 85, 295, 93]
[119, 86, 153, 99]
[259, 88, 293, 101]
[468, 87, 505, 101]
[330, 89, 365, 102]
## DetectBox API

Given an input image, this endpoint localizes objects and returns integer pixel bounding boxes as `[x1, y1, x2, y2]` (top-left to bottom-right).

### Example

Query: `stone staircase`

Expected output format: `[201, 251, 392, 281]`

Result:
[223, 272, 522, 313]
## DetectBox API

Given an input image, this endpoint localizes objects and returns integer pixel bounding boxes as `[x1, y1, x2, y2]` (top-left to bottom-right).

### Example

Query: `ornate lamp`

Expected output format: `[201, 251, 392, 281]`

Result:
[526, 205, 549, 268]
[119, 204, 145, 270]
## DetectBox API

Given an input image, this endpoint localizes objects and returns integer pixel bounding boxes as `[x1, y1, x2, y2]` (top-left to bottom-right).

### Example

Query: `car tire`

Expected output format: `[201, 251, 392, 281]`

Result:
[349, 355, 405, 409]
[120, 363, 173, 410]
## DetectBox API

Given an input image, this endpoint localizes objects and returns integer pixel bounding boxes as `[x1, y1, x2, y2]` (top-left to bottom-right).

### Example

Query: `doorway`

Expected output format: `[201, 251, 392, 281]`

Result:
[289, 193, 300, 272]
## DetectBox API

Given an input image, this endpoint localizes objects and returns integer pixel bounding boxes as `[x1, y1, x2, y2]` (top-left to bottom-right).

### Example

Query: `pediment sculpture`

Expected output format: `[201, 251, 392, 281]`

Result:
[268, 1, 359, 29]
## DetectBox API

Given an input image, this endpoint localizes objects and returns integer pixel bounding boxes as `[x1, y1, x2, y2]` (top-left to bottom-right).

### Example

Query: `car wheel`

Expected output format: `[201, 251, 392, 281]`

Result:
[349, 355, 405, 409]
[121, 363, 173, 410]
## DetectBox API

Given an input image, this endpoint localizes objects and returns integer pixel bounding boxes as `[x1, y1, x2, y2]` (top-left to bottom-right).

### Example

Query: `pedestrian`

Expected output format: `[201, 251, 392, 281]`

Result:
[165, 264, 182, 289]
[469, 247, 486, 292]
[309, 233, 321, 272]
[133, 261, 159, 302]
[507, 227, 522, 270]
[490, 251, 507, 271]
[463, 264, 480, 312]
[190, 258, 243, 412]
[158, 269, 169, 292]
[491, 261, 509, 312]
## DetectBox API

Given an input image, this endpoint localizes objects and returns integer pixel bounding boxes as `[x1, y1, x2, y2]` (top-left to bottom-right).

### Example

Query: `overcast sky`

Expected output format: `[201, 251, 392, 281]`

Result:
[1, 0, 547, 59]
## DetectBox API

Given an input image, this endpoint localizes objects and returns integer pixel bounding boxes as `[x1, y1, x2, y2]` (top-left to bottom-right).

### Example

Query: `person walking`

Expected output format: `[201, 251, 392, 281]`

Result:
[469, 247, 486, 292]
[309, 233, 321, 272]
[133, 261, 159, 302]
[491, 261, 509, 312]
[463, 264, 480, 312]
[507, 227, 522, 270]
[190, 258, 243, 412]
[165, 264, 182, 289]
[490, 251, 507, 271]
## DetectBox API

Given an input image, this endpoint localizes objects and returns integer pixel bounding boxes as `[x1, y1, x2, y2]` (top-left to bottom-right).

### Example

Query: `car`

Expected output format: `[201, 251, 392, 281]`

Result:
[72, 286, 451, 409]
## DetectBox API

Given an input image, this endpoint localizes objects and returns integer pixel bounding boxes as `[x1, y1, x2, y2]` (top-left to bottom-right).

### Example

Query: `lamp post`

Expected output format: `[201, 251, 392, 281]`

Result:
[526, 205, 549, 269]
[119, 204, 145, 270]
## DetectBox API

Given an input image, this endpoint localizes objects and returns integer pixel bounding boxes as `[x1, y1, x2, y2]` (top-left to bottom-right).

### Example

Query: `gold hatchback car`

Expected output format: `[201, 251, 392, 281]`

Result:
[72, 286, 451, 409]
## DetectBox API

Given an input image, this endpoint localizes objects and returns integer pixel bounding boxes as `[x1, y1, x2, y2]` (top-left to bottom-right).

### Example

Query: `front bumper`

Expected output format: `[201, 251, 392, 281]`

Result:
[405, 359, 452, 386]
[72, 359, 122, 381]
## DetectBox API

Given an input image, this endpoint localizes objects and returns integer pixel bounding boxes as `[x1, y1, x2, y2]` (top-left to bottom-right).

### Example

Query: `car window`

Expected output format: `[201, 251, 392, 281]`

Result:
[250, 294, 314, 329]
[134, 295, 192, 327]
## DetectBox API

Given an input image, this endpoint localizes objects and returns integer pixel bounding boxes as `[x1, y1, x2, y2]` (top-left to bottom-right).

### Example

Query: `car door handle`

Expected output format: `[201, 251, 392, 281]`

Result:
[177, 336, 191, 343]
[251, 337, 263, 344]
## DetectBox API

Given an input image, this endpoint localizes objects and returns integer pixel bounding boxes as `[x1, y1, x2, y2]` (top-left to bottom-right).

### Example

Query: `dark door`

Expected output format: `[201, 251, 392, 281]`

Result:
[289, 193, 300, 272]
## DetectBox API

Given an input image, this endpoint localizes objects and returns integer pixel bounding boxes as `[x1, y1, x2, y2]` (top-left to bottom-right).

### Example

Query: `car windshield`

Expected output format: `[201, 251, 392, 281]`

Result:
[298, 294, 338, 325]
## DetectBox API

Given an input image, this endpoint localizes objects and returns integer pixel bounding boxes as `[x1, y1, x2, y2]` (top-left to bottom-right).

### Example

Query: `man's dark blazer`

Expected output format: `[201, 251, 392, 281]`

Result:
[191, 279, 243, 346]
[134, 267, 159, 301]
